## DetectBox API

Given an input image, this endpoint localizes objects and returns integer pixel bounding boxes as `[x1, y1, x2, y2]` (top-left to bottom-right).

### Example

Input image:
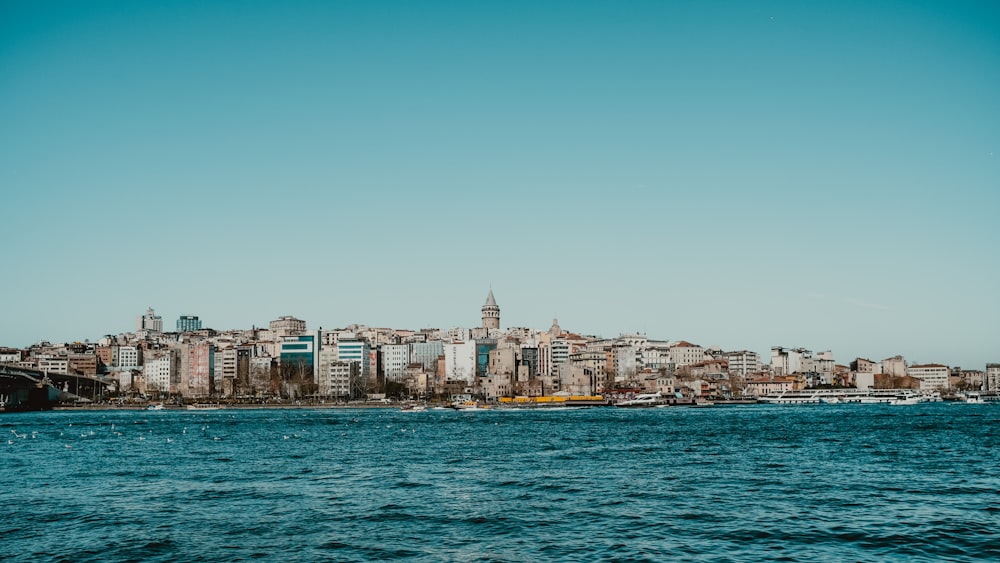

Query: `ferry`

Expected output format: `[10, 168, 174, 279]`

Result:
[759, 389, 939, 405]
[186, 403, 223, 411]
[614, 392, 664, 408]
[758, 390, 822, 404]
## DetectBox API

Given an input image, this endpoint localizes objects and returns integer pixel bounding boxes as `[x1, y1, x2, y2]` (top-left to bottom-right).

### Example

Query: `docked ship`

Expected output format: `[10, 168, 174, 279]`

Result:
[614, 392, 664, 408]
[759, 388, 938, 405]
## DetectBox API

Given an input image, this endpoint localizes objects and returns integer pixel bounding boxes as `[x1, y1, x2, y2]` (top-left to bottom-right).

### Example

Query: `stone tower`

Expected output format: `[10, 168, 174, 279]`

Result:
[481, 289, 500, 330]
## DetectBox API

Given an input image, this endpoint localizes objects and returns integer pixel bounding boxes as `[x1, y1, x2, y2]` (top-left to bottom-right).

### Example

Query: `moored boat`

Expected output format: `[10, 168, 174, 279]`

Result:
[186, 403, 223, 410]
[614, 392, 663, 408]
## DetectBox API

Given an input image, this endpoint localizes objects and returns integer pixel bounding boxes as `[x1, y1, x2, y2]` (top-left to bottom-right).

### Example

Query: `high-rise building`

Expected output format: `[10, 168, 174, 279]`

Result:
[280, 332, 319, 381]
[481, 290, 500, 330]
[137, 308, 163, 333]
[176, 315, 202, 332]
[337, 338, 371, 377]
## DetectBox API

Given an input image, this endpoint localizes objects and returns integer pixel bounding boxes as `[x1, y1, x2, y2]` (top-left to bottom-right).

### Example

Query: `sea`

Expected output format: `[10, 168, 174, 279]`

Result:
[2, 403, 999, 562]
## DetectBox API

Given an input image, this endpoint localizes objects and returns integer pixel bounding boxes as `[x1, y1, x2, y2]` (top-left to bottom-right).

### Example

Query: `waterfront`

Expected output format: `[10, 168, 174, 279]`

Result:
[3, 404, 999, 562]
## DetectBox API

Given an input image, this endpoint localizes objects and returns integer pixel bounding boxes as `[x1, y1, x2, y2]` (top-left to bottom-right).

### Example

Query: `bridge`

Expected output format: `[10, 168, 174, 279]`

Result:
[1, 364, 115, 411]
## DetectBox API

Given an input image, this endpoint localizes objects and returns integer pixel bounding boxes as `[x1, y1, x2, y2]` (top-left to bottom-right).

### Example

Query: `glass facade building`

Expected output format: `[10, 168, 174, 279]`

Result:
[176, 315, 202, 332]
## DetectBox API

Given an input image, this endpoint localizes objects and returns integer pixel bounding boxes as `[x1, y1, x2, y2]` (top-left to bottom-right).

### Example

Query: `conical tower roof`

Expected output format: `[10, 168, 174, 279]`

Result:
[484, 289, 497, 307]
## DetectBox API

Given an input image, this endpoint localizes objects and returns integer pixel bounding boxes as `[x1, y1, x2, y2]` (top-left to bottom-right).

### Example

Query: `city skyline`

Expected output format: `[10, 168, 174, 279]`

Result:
[1, 1, 998, 368]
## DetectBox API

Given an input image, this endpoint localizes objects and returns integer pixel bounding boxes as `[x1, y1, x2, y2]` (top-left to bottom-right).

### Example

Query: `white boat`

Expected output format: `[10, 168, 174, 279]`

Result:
[614, 392, 663, 408]
[890, 392, 922, 406]
[146, 403, 165, 411]
[186, 403, 223, 410]
[400, 404, 427, 412]
[959, 392, 984, 404]
[758, 390, 821, 404]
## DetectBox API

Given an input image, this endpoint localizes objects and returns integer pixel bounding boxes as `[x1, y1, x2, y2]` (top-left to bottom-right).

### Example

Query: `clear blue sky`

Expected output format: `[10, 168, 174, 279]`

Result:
[2, 0, 997, 368]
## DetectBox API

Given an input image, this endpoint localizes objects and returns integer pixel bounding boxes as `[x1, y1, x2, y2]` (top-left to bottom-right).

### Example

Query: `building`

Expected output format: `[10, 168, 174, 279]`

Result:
[410, 341, 444, 371]
[137, 308, 163, 333]
[906, 364, 950, 390]
[214, 347, 238, 395]
[481, 290, 500, 330]
[745, 376, 797, 395]
[269, 316, 306, 339]
[280, 332, 319, 381]
[770, 347, 809, 376]
[337, 338, 371, 377]
[0, 348, 21, 364]
[317, 360, 359, 398]
[183, 342, 214, 397]
[37, 356, 69, 374]
[670, 341, 708, 367]
[984, 364, 1000, 392]
[176, 315, 203, 332]
[882, 355, 907, 378]
[144, 351, 179, 395]
[724, 350, 761, 377]
[381, 344, 410, 383]
[550, 339, 570, 375]
[117, 346, 140, 369]
[443, 340, 476, 384]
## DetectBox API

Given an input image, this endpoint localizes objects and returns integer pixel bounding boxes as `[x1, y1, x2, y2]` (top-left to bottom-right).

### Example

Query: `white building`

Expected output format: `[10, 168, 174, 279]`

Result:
[550, 339, 570, 375]
[443, 341, 476, 384]
[144, 353, 174, 394]
[37, 356, 69, 374]
[771, 347, 810, 376]
[670, 341, 707, 367]
[117, 346, 140, 369]
[137, 307, 163, 333]
[724, 350, 761, 376]
[337, 338, 371, 377]
[640, 346, 672, 371]
[906, 364, 950, 390]
[381, 344, 410, 383]
[0, 350, 21, 363]
[882, 355, 907, 378]
[984, 364, 1000, 392]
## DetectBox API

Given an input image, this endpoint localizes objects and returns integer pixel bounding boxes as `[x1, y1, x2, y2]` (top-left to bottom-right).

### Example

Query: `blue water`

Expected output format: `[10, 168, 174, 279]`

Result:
[2, 404, 999, 562]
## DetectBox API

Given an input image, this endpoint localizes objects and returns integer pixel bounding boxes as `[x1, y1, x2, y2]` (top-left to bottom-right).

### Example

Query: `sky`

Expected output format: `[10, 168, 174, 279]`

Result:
[1, 0, 998, 368]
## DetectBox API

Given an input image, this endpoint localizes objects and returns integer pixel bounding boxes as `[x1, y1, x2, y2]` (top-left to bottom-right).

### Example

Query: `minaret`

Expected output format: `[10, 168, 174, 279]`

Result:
[481, 289, 500, 330]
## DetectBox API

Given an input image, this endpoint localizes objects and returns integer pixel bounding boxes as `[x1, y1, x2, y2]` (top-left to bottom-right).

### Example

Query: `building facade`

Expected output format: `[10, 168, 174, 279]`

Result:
[906, 363, 950, 390]
[137, 308, 163, 333]
[177, 315, 202, 332]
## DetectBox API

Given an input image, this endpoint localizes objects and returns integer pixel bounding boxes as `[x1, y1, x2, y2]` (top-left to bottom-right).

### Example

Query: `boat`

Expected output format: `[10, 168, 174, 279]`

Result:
[614, 392, 663, 408]
[399, 404, 428, 412]
[959, 392, 984, 404]
[186, 403, 223, 410]
[451, 400, 491, 411]
[146, 403, 165, 411]
[889, 392, 922, 406]
[758, 390, 821, 404]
